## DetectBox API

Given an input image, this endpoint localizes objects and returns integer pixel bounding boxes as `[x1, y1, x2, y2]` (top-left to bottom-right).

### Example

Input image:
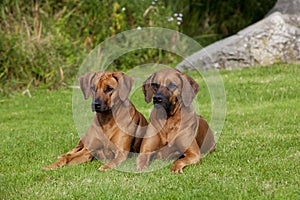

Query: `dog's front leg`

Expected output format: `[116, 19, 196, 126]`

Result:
[136, 134, 162, 171]
[136, 153, 153, 171]
[171, 139, 201, 174]
[98, 150, 129, 171]
[156, 145, 181, 160]
[43, 147, 93, 170]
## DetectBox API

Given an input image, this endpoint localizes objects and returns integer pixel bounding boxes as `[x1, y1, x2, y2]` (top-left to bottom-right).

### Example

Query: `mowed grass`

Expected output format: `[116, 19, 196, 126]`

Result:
[0, 64, 299, 199]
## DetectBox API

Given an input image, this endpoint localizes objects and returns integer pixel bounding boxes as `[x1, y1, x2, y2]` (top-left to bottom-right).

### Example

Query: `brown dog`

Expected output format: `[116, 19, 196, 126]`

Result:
[43, 71, 147, 171]
[136, 69, 215, 173]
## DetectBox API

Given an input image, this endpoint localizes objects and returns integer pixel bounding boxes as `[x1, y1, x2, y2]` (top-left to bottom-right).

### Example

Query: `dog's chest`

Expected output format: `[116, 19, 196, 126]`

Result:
[159, 121, 179, 145]
[102, 120, 119, 140]
[97, 115, 118, 139]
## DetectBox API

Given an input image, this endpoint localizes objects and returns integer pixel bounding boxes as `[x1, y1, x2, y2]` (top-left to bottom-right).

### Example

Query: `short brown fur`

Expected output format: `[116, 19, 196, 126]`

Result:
[43, 71, 147, 171]
[136, 69, 215, 173]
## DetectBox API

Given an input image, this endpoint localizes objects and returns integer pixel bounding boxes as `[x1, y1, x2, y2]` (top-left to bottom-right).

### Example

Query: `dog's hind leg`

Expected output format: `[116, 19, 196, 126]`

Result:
[57, 140, 84, 158]
[65, 147, 93, 165]
[43, 143, 93, 170]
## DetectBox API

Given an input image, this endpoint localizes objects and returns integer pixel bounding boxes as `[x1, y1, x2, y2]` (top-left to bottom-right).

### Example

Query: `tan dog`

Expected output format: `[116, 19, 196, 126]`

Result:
[136, 69, 215, 173]
[43, 71, 147, 171]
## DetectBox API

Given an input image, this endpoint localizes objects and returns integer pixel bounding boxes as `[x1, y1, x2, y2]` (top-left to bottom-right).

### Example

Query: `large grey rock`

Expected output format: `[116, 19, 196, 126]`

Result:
[177, 11, 300, 70]
[267, 0, 300, 16]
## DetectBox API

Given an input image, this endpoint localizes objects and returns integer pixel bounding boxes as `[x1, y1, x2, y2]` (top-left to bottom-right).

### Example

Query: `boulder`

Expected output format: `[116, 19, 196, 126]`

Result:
[177, 6, 300, 70]
[267, 0, 300, 16]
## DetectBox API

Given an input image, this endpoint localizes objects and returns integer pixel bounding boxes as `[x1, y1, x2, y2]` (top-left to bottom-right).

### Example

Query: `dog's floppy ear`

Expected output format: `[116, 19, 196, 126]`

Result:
[78, 72, 97, 100]
[181, 73, 200, 106]
[142, 73, 156, 103]
[113, 72, 133, 101]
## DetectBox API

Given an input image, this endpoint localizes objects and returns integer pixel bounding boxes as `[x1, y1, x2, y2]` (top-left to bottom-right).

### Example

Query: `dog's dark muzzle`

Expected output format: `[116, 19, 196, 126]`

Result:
[91, 99, 109, 112]
[153, 93, 164, 104]
[153, 93, 170, 109]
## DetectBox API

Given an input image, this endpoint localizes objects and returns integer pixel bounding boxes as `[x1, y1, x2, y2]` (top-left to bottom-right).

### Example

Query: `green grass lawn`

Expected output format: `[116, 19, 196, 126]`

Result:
[0, 64, 299, 199]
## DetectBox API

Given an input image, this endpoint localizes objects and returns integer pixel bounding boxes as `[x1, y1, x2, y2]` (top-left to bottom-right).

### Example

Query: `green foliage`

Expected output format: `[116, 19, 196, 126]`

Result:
[0, 64, 299, 199]
[0, 0, 85, 91]
[0, 0, 276, 94]
[165, 0, 277, 46]
[0, 0, 178, 94]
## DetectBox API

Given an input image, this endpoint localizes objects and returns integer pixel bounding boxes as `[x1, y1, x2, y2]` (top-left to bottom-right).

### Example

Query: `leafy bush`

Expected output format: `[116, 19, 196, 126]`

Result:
[0, 0, 276, 94]
[0, 0, 178, 94]
[0, 0, 84, 92]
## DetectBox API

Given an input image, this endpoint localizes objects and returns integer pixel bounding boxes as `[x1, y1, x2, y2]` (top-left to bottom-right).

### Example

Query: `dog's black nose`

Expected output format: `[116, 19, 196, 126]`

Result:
[153, 93, 164, 104]
[92, 99, 102, 112]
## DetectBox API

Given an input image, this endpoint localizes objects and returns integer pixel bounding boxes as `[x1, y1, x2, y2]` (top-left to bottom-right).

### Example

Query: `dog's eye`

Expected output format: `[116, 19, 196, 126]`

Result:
[168, 82, 177, 91]
[104, 86, 114, 93]
[151, 83, 159, 91]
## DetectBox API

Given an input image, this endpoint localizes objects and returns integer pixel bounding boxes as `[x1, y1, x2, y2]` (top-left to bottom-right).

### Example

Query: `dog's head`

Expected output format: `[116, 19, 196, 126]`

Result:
[79, 71, 133, 113]
[142, 69, 200, 116]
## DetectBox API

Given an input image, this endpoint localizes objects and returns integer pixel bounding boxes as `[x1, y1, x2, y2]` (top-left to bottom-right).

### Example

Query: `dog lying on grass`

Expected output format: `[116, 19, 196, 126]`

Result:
[136, 69, 215, 173]
[43, 71, 147, 171]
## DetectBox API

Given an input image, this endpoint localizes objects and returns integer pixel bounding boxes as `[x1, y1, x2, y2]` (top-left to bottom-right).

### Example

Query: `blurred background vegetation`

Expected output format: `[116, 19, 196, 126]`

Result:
[0, 0, 276, 94]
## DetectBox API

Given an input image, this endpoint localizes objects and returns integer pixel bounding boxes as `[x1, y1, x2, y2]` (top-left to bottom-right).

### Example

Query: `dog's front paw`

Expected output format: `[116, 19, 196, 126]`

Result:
[98, 165, 111, 171]
[136, 159, 148, 172]
[171, 162, 184, 174]
[136, 164, 148, 172]
[136, 155, 149, 172]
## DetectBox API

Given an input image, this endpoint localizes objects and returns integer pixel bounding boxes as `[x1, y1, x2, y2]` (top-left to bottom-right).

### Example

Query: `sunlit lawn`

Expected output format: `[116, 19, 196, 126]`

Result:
[0, 64, 299, 199]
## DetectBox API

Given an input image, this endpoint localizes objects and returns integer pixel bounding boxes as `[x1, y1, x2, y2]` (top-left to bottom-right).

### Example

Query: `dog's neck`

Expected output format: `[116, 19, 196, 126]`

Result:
[148, 106, 198, 145]
[96, 99, 131, 128]
[96, 110, 113, 126]
[152, 105, 196, 124]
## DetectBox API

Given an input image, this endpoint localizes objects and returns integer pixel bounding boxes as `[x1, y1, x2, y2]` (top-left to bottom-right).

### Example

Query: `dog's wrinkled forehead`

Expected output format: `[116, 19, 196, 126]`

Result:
[94, 72, 118, 89]
[152, 69, 182, 87]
